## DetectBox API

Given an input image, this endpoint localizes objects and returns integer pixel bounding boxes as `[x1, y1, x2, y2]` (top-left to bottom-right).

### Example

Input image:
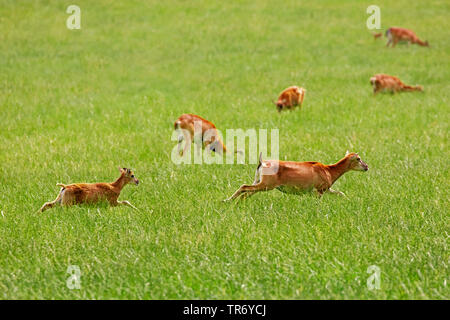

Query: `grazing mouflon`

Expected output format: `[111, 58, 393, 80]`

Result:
[274, 86, 306, 112]
[370, 74, 423, 95]
[385, 27, 428, 47]
[174, 113, 236, 156]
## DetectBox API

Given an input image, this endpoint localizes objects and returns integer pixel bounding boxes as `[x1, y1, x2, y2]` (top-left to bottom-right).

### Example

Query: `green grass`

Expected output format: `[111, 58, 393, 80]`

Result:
[0, 0, 449, 299]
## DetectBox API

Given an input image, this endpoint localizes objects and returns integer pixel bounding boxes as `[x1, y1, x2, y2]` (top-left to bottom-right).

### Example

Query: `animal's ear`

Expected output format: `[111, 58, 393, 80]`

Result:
[119, 166, 124, 173]
[345, 150, 349, 156]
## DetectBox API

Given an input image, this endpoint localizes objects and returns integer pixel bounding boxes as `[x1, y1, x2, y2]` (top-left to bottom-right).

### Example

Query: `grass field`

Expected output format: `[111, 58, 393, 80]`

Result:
[0, 0, 449, 299]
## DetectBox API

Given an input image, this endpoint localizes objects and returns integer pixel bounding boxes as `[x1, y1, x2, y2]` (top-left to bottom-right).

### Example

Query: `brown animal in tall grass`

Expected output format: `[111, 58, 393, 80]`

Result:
[273, 86, 306, 112]
[38, 167, 139, 213]
[174, 113, 234, 156]
[224, 151, 369, 201]
[385, 27, 429, 47]
[370, 74, 423, 95]
[373, 32, 382, 39]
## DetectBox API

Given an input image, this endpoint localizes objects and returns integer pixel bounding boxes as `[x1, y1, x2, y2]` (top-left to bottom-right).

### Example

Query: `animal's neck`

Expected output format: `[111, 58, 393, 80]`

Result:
[415, 39, 426, 46]
[327, 158, 351, 185]
[111, 174, 127, 192]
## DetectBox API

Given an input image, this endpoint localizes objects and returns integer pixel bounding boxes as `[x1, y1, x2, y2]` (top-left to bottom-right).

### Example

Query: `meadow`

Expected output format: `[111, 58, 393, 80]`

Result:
[0, 0, 448, 299]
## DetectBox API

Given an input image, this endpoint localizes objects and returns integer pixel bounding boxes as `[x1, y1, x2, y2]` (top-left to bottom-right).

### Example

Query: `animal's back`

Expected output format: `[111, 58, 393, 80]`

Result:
[390, 27, 417, 40]
[63, 182, 115, 203]
[277, 86, 305, 110]
[372, 74, 402, 87]
[175, 114, 216, 131]
[263, 160, 324, 189]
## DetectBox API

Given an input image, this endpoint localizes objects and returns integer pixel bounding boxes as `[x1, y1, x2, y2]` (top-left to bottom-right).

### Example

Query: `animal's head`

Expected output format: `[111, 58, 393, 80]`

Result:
[119, 167, 139, 185]
[273, 99, 283, 112]
[345, 151, 369, 172]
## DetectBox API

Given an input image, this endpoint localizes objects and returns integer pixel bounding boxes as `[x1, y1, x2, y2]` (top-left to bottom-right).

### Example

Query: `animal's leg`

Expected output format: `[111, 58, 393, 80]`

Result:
[315, 189, 326, 198]
[224, 184, 249, 201]
[117, 200, 139, 210]
[252, 167, 261, 185]
[328, 188, 346, 197]
[60, 194, 76, 206]
[181, 131, 192, 156]
[224, 182, 272, 202]
[177, 133, 184, 155]
[38, 188, 64, 213]
[373, 85, 381, 95]
[204, 140, 213, 154]
[240, 191, 257, 200]
[39, 200, 58, 213]
[385, 30, 393, 47]
[206, 139, 223, 155]
[191, 133, 204, 158]
[288, 95, 294, 109]
[299, 93, 304, 109]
